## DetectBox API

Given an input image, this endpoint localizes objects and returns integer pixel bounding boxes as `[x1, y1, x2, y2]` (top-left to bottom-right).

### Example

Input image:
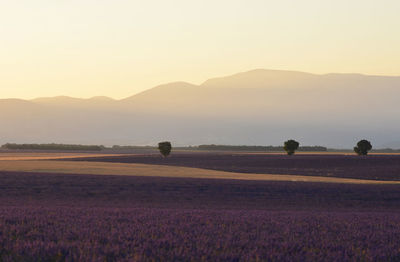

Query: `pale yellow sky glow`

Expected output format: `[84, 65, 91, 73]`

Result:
[1, 0, 399, 99]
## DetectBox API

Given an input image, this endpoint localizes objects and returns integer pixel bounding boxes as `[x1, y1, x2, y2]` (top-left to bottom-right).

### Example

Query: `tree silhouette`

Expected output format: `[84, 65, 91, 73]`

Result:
[354, 140, 372, 155]
[284, 139, 300, 155]
[158, 141, 172, 157]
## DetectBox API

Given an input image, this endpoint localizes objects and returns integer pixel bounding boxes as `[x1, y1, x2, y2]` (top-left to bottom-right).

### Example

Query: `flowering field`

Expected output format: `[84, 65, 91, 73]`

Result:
[1, 207, 400, 261]
[1, 170, 400, 261]
[2, 171, 400, 209]
[67, 153, 400, 181]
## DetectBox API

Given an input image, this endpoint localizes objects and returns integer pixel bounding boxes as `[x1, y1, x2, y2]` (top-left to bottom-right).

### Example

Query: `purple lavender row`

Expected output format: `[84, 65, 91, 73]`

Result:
[1, 207, 399, 261]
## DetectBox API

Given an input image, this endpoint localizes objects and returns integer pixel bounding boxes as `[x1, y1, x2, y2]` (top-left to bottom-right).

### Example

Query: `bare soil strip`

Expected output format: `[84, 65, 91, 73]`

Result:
[0, 160, 399, 185]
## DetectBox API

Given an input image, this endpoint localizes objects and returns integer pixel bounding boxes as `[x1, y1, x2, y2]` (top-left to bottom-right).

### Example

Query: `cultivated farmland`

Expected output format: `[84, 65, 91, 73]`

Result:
[1, 152, 400, 261]
[66, 152, 400, 181]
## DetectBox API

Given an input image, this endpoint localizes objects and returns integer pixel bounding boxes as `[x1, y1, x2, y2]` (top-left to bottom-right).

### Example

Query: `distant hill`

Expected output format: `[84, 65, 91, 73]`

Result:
[201, 69, 318, 89]
[30, 96, 117, 109]
[1, 69, 400, 147]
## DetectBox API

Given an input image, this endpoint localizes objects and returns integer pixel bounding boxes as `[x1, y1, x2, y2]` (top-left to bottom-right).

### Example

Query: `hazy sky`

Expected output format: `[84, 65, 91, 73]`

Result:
[1, 0, 399, 99]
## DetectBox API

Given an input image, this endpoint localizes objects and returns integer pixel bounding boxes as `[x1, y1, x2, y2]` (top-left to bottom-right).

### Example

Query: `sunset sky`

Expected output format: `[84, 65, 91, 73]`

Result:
[1, 0, 399, 99]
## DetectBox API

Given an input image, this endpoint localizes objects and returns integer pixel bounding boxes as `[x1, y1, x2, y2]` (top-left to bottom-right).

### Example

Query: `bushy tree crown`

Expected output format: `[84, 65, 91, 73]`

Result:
[158, 141, 172, 157]
[284, 139, 300, 155]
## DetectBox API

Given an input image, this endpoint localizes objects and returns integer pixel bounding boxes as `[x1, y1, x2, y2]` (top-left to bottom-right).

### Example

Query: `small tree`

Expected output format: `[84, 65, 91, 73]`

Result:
[158, 141, 172, 157]
[354, 140, 372, 155]
[284, 139, 299, 155]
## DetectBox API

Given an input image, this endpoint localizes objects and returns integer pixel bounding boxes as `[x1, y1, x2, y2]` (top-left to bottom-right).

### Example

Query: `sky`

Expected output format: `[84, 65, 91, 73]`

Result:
[1, 0, 399, 99]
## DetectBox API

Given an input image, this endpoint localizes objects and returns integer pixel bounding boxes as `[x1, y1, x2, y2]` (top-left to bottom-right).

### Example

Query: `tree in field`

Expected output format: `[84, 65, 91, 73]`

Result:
[284, 139, 299, 155]
[354, 140, 372, 155]
[158, 141, 172, 157]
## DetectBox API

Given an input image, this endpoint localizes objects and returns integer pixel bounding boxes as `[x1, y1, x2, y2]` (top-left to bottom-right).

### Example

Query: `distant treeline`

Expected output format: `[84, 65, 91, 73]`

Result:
[197, 144, 328, 152]
[2, 143, 104, 151]
[112, 145, 155, 149]
[328, 148, 400, 153]
[371, 148, 400, 153]
[3, 143, 398, 153]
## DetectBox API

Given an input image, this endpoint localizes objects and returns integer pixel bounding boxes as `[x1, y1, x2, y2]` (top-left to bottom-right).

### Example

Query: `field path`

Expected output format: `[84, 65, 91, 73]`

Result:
[0, 160, 399, 185]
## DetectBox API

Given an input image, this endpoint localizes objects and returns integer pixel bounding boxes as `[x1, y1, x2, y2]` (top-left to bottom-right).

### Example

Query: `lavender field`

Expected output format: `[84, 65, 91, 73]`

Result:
[3, 0, 400, 260]
[67, 153, 400, 181]
[1, 170, 400, 261]
[2, 207, 400, 261]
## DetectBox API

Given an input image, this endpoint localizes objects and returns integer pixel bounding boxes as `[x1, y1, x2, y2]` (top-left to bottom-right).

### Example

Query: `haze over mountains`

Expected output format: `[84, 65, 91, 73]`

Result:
[1, 69, 400, 148]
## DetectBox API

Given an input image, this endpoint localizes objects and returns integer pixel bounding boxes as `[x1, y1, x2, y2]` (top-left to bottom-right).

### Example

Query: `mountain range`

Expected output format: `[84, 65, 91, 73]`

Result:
[1, 69, 400, 148]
